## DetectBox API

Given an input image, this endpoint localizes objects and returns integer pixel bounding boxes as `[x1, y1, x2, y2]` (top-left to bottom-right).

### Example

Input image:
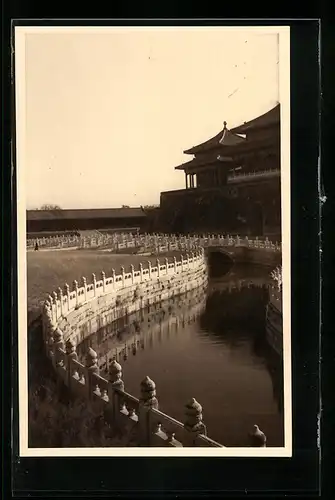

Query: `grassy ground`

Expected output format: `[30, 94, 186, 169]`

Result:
[27, 248, 181, 447]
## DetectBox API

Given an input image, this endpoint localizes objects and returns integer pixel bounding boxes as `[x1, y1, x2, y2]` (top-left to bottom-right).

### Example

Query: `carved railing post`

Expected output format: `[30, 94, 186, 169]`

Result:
[121, 266, 125, 287]
[82, 276, 87, 301]
[173, 256, 177, 273]
[139, 376, 159, 445]
[109, 359, 124, 392]
[92, 273, 97, 297]
[183, 398, 207, 446]
[43, 304, 55, 355]
[165, 257, 169, 274]
[249, 425, 267, 447]
[112, 268, 116, 289]
[57, 287, 63, 317]
[65, 338, 78, 388]
[85, 347, 99, 399]
[47, 295, 56, 323]
[61, 286, 67, 316]
[73, 280, 79, 307]
[52, 291, 58, 321]
[130, 264, 134, 284]
[156, 259, 160, 277]
[52, 327, 64, 369]
[101, 271, 106, 293]
[147, 261, 152, 279]
[139, 263, 143, 282]
[108, 360, 124, 423]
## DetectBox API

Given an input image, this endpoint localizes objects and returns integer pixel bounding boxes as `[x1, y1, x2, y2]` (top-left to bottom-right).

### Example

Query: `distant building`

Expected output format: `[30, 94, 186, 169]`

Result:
[27, 207, 147, 234]
[159, 104, 281, 238]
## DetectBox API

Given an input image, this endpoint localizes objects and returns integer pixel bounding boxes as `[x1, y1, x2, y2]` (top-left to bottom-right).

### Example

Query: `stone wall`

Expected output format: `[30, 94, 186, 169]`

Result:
[159, 176, 280, 236]
[55, 255, 207, 348]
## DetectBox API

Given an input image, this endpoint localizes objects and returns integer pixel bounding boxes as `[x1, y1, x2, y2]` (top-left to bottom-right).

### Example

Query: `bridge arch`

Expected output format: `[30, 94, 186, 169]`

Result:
[205, 247, 235, 278]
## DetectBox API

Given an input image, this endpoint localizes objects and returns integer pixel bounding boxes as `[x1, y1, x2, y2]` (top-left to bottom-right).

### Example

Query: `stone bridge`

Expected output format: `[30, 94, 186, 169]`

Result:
[28, 232, 282, 270]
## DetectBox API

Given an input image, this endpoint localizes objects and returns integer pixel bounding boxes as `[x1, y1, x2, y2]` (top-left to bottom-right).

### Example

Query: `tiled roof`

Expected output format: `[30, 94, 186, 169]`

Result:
[230, 104, 280, 134]
[175, 153, 233, 171]
[183, 123, 245, 155]
[218, 134, 280, 157]
[27, 207, 147, 221]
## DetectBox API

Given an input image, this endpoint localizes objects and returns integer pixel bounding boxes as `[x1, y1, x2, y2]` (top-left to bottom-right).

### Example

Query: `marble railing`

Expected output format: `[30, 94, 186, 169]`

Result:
[28, 231, 281, 253]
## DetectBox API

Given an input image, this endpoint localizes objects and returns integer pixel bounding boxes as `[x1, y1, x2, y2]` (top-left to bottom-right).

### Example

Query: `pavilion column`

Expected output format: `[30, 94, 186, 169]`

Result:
[190, 175, 194, 188]
[185, 172, 189, 189]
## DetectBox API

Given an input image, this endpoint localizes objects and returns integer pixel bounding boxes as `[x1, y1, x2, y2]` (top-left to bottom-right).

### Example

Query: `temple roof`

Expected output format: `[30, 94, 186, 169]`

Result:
[27, 207, 147, 221]
[217, 134, 280, 157]
[183, 122, 245, 155]
[175, 152, 233, 172]
[230, 103, 280, 134]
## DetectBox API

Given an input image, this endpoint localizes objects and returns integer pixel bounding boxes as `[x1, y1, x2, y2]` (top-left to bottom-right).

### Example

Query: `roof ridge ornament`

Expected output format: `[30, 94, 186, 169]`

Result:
[219, 124, 227, 145]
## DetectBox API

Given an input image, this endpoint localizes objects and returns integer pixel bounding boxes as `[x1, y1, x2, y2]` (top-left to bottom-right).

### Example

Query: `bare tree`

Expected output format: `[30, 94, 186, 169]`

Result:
[36, 204, 62, 210]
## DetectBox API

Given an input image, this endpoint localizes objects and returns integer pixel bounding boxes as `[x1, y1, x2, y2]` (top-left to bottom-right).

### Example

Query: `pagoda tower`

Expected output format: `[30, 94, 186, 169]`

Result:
[175, 121, 245, 189]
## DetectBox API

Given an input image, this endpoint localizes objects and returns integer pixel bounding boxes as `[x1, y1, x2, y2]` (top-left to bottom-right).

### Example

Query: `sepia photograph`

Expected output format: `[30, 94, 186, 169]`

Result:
[15, 25, 291, 456]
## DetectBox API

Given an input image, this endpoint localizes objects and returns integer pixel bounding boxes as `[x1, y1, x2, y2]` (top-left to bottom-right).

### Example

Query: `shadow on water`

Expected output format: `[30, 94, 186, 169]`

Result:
[76, 260, 284, 447]
[207, 250, 234, 278]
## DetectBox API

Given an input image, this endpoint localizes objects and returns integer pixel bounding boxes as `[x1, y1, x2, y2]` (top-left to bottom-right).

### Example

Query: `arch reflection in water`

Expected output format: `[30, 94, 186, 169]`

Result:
[77, 266, 284, 447]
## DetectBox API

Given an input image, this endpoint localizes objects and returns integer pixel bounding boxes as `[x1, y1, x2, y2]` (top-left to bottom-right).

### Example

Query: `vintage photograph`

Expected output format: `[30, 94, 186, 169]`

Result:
[15, 25, 291, 456]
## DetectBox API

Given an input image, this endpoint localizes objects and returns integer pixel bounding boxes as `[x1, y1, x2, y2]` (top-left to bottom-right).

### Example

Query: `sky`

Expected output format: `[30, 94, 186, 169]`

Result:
[23, 27, 281, 209]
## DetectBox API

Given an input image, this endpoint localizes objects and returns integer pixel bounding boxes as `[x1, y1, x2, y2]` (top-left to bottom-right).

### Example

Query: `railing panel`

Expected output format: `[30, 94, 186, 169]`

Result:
[149, 408, 185, 446]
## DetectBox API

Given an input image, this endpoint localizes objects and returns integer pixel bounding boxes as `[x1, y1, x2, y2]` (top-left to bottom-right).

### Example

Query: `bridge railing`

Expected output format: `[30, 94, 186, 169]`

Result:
[27, 232, 281, 253]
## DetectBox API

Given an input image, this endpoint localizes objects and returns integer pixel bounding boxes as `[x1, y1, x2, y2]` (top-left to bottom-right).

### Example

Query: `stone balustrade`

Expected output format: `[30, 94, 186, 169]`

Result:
[28, 231, 282, 254]
[50, 334, 225, 447]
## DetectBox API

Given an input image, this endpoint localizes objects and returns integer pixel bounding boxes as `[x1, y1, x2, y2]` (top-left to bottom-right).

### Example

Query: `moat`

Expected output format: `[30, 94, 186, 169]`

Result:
[76, 262, 284, 447]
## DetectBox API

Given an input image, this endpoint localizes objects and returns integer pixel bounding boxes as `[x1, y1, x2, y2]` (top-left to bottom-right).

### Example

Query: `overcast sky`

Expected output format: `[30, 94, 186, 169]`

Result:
[23, 27, 281, 209]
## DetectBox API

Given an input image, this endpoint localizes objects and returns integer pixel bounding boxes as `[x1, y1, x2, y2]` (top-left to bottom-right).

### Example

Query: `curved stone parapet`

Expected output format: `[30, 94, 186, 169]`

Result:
[42, 248, 207, 348]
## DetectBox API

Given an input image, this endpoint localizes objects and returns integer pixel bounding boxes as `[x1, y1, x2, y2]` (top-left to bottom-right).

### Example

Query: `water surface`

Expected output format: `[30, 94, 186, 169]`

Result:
[78, 264, 284, 447]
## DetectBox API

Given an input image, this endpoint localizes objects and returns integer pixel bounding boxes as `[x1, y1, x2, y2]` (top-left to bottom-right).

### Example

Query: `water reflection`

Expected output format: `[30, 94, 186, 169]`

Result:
[77, 265, 284, 447]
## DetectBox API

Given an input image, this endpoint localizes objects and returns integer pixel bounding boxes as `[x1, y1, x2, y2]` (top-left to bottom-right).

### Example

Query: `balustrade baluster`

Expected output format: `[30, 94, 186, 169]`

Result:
[139, 376, 159, 446]
[85, 347, 99, 399]
[183, 398, 207, 446]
